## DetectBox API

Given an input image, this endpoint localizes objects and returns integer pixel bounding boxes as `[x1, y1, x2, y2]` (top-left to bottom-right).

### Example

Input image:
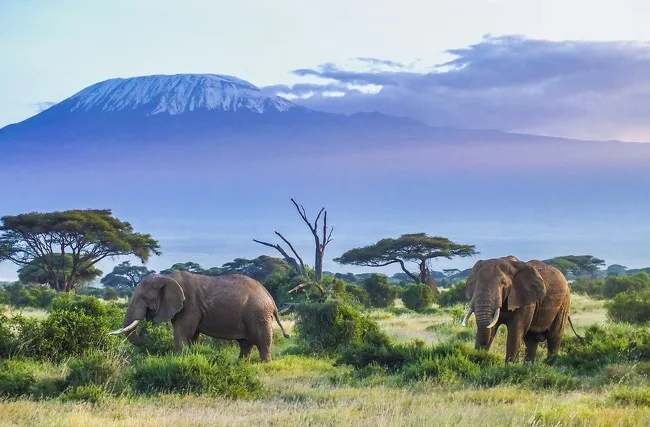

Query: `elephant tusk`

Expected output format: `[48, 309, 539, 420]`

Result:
[107, 319, 141, 335]
[461, 306, 474, 327]
[487, 307, 500, 329]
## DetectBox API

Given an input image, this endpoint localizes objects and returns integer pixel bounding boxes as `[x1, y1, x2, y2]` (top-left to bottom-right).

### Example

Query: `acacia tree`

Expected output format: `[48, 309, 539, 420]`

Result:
[0, 209, 160, 292]
[334, 233, 476, 287]
[544, 255, 605, 278]
[18, 254, 103, 289]
[101, 261, 155, 289]
[254, 198, 333, 282]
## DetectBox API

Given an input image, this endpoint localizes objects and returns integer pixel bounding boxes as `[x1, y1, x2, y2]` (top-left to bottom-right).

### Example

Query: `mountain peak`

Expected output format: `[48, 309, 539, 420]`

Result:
[63, 73, 298, 115]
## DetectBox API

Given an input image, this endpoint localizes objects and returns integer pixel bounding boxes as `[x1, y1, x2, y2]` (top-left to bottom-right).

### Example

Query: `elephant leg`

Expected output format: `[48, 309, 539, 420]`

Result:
[524, 335, 539, 362]
[237, 339, 254, 360]
[255, 323, 274, 363]
[505, 307, 535, 363]
[190, 331, 202, 345]
[172, 325, 192, 354]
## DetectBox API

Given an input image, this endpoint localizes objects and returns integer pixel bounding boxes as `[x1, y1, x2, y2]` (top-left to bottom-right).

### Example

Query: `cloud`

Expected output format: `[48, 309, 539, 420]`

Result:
[266, 35, 650, 141]
[32, 101, 56, 112]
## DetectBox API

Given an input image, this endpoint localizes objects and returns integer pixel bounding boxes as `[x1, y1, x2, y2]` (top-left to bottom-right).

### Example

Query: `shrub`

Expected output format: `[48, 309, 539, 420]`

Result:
[134, 323, 176, 355]
[0, 282, 56, 309]
[606, 290, 650, 324]
[66, 351, 119, 388]
[130, 352, 261, 398]
[602, 272, 650, 299]
[438, 281, 468, 307]
[570, 277, 604, 297]
[294, 299, 390, 354]
[61, 384, 108, 404]
[401, 284, 434, 311]
[32, 294, 124, 361]
[611, 386, 650, 406]
[556, 324, 650, 372]
[363, 274, 398, 308]
[0, 359, 36, 397]
[345, 284, 371, 308]
[103, 287, 120, 301]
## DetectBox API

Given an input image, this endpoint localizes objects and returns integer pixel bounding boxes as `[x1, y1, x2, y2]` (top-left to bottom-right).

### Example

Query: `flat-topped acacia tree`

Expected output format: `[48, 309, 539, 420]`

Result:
[0, 209, 160, 292]
[334, 233, 477, 287]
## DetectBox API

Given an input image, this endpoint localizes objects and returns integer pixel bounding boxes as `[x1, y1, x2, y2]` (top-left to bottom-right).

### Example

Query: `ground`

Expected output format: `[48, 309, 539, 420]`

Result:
[1, 296, 648, 426]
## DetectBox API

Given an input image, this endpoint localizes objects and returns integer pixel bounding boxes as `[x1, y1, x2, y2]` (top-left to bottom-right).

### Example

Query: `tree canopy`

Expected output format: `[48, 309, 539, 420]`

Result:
[220, 255, 291, 282]
[334, 233, 477, 285]
[544, 255, 605, 278]
[100, 261, 155, 289]
[0, 209, 160, 292]
[18, 254, 102, 289]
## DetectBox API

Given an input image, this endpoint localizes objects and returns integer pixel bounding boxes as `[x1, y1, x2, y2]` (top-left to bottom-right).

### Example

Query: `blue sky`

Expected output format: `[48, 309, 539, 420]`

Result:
[2, 1, 650, 281]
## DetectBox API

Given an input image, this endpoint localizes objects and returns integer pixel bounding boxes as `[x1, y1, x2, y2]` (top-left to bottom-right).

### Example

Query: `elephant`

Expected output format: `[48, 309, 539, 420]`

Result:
[108, 271, 290, 362]
[461, 256, 579, 362]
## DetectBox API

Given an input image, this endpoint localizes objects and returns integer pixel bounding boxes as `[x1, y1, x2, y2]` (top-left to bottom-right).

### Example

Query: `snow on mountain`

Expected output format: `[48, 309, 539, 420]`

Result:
[65, 74, 299, 115]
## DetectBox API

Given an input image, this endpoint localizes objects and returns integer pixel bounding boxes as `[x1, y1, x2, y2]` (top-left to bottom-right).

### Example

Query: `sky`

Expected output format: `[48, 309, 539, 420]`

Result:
[3, 1, 650, 140]
[2, 0, 650, 281]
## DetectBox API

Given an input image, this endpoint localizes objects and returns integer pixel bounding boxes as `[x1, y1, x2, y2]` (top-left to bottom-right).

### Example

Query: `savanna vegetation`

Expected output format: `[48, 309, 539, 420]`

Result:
[1, 207, 650, 426]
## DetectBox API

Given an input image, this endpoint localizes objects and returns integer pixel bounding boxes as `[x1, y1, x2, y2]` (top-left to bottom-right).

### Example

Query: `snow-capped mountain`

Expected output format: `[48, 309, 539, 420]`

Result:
[63, 74, 299, 115]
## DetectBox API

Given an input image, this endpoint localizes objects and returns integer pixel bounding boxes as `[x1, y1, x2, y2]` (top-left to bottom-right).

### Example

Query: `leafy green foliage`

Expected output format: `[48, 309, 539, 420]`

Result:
[570, 277, 604, 297]
[130, 352, 261, 398]
[160, 262, 212, 275]
[334, 233, 476, 284]
[100, 261, 154, 289]
[294, 299, 390, 354]
[401, 283, 434, 311]
[437, 280, 468, 307]
[556, 324, 650, 372]
[61, 384, 108, 404]
[18, 254, 103, 290]
[221, 255, 291, 282]
[363, 274, 398, 308]
[65, 351, 119, 388]
[544, 255, 605, 278]
[602, 272, 650, 298]
[606, 290, 650, 324]
[0, 359, 64, 399]
[0, 282, 57, 308]
[0, 209, 160, 292]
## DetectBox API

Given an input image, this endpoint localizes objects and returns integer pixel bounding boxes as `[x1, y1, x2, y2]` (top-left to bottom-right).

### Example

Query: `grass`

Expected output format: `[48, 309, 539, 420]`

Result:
[1, 297, 649, 426]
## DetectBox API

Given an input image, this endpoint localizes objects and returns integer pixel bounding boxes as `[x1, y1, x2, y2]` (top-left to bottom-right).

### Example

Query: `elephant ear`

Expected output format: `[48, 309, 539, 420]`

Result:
[465, 260, 484, 299]
[509, 262, 546, 311]
[153, 277, 185, 324]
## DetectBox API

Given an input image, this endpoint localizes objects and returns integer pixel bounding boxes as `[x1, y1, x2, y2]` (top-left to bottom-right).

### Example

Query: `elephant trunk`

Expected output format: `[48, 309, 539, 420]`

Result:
[474, 294, 500, 349]
[113, 301, 148, 346]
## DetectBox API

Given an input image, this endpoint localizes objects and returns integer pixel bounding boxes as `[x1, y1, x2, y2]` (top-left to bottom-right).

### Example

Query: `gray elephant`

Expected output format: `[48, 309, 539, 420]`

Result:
[461, 256, 579, 362]
[108, 271, 290, 362]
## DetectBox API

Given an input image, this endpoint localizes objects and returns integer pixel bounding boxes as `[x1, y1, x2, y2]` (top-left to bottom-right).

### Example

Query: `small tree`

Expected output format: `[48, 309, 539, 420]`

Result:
[101, 261, 155, 290]
[220, 255, 290, 283]
[0, 209, 160, 292]
[363, 274, 398, 308]
[334, 233, 476, 288]
[402, 283, 435, 311]
[160, 262, 206, 275]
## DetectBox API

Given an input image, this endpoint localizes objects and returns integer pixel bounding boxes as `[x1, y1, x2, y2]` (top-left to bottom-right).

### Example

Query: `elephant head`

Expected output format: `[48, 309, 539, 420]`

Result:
[462, 256, 546, 349]
[108, 273, 185, 346]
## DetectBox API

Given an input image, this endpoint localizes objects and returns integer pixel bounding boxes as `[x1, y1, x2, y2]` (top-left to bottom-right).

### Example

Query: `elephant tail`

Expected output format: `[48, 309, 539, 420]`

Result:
[274, 308, 291, 339]
[568, 316, 583, 341]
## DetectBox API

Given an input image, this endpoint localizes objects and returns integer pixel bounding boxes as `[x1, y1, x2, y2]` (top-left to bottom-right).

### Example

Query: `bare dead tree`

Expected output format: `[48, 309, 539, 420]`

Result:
[253, 198, 333, 282]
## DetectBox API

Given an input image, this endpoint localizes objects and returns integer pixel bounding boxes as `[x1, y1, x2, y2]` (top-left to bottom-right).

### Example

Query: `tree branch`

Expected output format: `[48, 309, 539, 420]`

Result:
[274, 232, 306, 275]
[253, 239, 303, 275]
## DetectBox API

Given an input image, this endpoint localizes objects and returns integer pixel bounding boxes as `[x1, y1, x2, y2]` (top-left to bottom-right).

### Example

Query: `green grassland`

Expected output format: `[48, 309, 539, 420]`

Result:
[1, 295, 650, 427]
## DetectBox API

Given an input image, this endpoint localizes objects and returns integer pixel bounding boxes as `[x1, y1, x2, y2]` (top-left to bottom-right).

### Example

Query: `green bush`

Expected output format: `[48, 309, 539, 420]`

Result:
[611, 386, 650, 406]
[570, 277, 604, 298]
[0, 282, 57, 308]
[438, 281, 468, 307]
[606, 290, 650, 324]
[0, 359, 36, 397]
[401, 284, 434, 311]
[0, 359, 64, 399]
[556, 324, 650, 372]
[363, 274, 398, 308]
[66, 351, 119, 388]
[61, 384, 108, 404]
[294, 299, 390, 354]
[130, 352, 261, 398]
[471, 363, 577, 390]
[602, 273, 650, 299]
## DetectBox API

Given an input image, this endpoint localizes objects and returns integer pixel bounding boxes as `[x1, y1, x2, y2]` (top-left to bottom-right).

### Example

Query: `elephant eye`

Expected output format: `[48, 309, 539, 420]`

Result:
[500, 278, 506, 285]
